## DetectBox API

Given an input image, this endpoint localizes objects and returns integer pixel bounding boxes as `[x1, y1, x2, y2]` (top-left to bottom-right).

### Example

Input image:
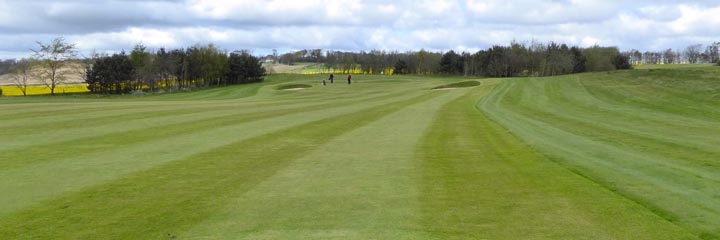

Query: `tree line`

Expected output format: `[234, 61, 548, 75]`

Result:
[1, 37, 266, 96]
[85, 43, 265, 94]
[3, 37, 720, 96]
[625, 42, 720, 64]
[271, 42, 631, 77]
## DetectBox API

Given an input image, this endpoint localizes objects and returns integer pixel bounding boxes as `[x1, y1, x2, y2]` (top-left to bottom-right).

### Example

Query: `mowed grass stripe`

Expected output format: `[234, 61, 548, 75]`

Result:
[581, 73, 720, 123]
[0, 86, 396, 150]
[419, 86, 696, 239]
[0, 93, 343, 130]
[151, 82, 266, 101]
[0, 104, 229, 138]
[549, 78, 720, 151]
[571, 74, 720, 128]
[178, 88, 468, 239]
[0, 89, 442, 239]
[0, 102, 161, 121]
[480, 77, 718, 239]
[0, 81, 389, 130]
[522, 74, 719, 130]
[0, 85, 392, 152]
[508, 78, 720, 172]
[0, 88, 428, 217]
[496, 79, 720, 229]
[0, 107, 236, 151]
[0, 88, 410, 170]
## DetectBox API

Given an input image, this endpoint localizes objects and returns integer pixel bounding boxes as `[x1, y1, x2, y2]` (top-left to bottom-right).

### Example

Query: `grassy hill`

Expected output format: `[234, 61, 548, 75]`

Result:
[0, 67, 718, 239]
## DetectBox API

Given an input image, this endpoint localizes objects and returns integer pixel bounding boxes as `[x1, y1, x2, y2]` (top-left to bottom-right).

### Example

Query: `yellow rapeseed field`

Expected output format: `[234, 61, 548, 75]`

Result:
[0, 85, 89, 96]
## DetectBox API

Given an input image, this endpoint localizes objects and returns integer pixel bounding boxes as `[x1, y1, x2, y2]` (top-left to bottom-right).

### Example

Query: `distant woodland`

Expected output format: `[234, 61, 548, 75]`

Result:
[1, 38, 719, 95]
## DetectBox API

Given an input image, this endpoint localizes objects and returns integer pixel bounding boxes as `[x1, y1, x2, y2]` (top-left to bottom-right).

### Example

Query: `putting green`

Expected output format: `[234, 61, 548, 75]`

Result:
[0, 69, 716, 239]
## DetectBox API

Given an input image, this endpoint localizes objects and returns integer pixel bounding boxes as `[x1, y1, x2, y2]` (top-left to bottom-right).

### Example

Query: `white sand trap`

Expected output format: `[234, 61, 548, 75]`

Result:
[283, 88, 306, 91]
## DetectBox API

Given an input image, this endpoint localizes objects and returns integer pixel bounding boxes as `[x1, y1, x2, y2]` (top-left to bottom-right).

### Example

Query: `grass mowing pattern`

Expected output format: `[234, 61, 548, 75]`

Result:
[418, 87, 695, 239]
[0, 91, 437, 239]
[0, 70, 715, 239]
[480, 67, 720, 239]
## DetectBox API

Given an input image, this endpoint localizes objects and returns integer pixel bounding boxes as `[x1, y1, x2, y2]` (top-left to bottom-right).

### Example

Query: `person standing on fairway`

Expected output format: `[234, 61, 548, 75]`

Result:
[329, 74, 334, 83]
[347, 74, 352, 85]
[322, 79, 327, 86]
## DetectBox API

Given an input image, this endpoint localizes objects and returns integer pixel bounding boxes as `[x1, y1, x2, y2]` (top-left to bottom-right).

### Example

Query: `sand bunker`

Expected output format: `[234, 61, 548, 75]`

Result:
[275, 83, 312, 91]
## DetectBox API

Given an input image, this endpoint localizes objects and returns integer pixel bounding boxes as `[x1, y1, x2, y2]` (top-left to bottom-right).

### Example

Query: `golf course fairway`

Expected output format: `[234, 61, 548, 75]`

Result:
[0, 66, 718, 239]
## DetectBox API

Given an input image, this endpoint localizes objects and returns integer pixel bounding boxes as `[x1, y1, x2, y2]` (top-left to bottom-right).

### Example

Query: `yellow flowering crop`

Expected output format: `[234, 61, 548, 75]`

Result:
[0, 85, 89, 96]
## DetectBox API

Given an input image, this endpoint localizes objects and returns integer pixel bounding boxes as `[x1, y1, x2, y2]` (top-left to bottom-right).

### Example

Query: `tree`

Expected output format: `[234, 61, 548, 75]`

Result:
[0, 59, 16, 74]
[272, 49, 278, 63]
[583, 46, 620, 72]
[663, 49, 676, 64]
[226, 50, 265, 84]
[571, 47, 586, 73]
[613, 54, 632, 70]
[32, 37, 77, 95]
[439, 50, 464, 75]
[155, 48, 179, 90]
[705, 42, 720, 63]
[394, 59, 409, 74]
[87, 52, 134, 94]
[130, 44, 152, 91]
[10, 58, 34, 96]
[685, 44, 703, 64]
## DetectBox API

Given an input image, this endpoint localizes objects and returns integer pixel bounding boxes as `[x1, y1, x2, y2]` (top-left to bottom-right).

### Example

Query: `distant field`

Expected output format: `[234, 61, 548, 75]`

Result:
[633, 63, 715, 69]
[262, 62, 314, 73]
[0, 67, 718, 239]
[0, 63, 85, 87]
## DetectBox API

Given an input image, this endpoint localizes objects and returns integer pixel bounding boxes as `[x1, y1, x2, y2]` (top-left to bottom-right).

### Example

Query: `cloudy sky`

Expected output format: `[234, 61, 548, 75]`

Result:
[1, 0, 720, 58]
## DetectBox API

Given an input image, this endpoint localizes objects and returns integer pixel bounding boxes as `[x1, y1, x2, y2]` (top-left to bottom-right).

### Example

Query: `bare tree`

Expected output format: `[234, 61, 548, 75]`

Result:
[705, 42, 720, 63]
[685, 44, 703, 64]
[663, 49, 676, 64]
[10, 58, 34, 96]
[32, 37, 77, 95]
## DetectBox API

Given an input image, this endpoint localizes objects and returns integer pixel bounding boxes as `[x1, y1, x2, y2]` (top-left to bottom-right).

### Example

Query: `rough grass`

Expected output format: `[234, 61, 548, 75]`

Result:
[0, 69, 717, 239]
[431, 80, 481, 89]
[480, 67, 720, 239]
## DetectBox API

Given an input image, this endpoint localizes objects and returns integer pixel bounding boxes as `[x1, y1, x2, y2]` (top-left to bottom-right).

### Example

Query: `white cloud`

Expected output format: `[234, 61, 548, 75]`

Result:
[1, 0, 720, 59]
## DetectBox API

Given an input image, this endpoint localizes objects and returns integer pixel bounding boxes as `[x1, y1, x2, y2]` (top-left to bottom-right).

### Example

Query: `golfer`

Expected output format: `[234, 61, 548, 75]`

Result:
[347, 74, 352, 85]
[329, 74, 334, 83]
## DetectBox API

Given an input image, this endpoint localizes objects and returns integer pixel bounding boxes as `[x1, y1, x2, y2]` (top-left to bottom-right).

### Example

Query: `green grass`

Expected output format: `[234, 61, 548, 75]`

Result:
[479, 68, 720, 239]
[0, 69, 718, 239]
